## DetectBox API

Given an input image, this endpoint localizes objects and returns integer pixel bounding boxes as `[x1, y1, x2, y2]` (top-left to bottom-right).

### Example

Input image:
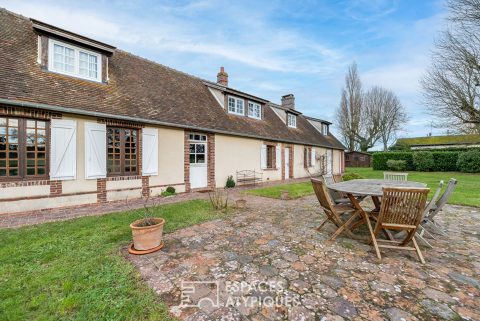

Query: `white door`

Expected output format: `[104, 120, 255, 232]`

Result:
[326, 150, 333, 174]
[284, 148, 290, 178]
[189, 133, 208, 189]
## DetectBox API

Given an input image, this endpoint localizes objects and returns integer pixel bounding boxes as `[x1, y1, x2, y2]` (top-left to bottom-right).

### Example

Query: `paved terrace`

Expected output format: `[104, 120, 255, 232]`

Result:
[129, 194, 480, 321]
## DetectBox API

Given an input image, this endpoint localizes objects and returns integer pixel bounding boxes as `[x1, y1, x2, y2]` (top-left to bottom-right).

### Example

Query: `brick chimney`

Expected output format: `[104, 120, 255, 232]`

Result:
[281, 94, 295, 110]
[217, 66, 228, 86]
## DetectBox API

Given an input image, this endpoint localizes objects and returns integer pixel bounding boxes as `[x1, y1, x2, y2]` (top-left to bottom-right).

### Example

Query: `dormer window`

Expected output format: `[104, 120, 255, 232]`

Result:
[248, 102, 261, 119]
[321, 123, 329, 135]
[287, 113, 297, 128]
[228, 96, 244, 116]
[48, 39, 102, 82]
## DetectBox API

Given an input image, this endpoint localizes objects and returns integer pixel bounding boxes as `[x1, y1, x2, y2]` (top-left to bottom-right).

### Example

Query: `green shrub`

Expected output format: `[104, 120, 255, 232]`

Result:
[161, 186, 176, 197]
[386, 159, 407, 171]
[343, 172, 364, 181]
[372, 152, 414, 170]
[457, 151, 480, 173]
[413, 151, 434, 171]
[431, 152, 460, 171]
[225, 175, 236, 188]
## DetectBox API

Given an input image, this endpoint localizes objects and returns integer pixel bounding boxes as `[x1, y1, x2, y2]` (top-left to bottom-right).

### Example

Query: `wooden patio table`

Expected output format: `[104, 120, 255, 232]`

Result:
[327, 179, 427, 258]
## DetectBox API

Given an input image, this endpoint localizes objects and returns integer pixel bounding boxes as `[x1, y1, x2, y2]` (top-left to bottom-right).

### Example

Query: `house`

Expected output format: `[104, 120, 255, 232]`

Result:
[0, 8, 345, 215]
[395, 135, 480, 150]
[345, 151, 371, 167]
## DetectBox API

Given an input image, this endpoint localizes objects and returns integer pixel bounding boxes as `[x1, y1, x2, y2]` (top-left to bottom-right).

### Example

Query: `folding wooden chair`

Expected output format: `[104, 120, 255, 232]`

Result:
[422, 178, 457, 236]
[311, 178, 362, 240]
[371, 187, 430, 263]
[384, 172, 408, 181]
[322, 175, 351, 205]
[415, 180, 444, 247]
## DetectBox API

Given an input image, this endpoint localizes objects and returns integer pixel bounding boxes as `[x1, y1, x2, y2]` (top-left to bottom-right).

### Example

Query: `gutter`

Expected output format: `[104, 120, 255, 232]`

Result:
[0, 98, 345, 151]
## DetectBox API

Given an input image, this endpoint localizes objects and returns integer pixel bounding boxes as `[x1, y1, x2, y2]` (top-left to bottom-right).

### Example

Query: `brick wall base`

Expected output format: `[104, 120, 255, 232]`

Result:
[97, 178, 107, 203]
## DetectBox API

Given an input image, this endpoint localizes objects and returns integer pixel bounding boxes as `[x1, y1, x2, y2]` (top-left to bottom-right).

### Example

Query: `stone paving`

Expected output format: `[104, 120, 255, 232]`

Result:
[129, 194, 480, 321]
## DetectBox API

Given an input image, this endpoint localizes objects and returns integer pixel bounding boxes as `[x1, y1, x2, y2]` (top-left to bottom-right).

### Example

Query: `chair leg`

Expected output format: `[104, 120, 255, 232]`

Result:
[415, 232, 433, 248]
[329, 210, 360, 241]
[412, 237, 426, 264]
[317, 218, 329, 231]
[365, 212, 382, 260]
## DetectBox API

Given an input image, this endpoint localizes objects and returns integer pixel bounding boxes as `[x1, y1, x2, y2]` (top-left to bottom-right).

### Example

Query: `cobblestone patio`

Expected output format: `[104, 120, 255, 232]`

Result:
[129, 194, 480, 321]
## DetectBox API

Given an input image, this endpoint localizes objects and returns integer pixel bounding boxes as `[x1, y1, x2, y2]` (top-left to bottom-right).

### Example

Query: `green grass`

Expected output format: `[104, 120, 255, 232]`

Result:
[347, 167, 480, 207]
[0, 199, 226, 321]
[247, 168, 480, 207]
[246, 181, 314, 199]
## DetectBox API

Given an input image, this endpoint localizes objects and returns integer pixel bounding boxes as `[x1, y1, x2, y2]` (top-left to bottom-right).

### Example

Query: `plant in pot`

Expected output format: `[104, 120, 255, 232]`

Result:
[128, 196, 165, 254]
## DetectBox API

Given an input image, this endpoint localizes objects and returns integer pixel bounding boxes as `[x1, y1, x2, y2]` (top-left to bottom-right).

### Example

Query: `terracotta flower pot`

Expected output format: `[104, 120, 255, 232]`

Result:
[280, 190, 289, 200]
[236, 199, 247, 209]
[130, 218, 165, 251]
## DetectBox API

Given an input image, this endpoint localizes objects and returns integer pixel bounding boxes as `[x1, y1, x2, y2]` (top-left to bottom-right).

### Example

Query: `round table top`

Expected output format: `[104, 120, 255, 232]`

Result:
[328, 179, 427, 197]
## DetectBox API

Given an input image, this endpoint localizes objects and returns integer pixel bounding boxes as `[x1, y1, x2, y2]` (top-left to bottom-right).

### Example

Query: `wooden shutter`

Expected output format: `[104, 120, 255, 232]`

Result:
[311, 148, 316, 167]
[85, 122, 106, 179]
[275, 145, 281, 169]
[142, 127, 158, 176]
[50, 119, 76, 180]
[260, 144, 267, 169]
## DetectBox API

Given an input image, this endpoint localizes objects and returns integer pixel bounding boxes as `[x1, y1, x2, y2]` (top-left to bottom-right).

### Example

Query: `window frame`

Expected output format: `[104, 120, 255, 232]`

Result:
[247, 101, 262, 119]
[48, 38, 102, 83]
[321, 123, 329, 135]
[304, 147, 312, 168]
[0, 116, 49, 181]
[106, 126, 139, 177]
[227, 96, 245, 116]
[266, 145, 275, 169]
[287, 113, 297, 128]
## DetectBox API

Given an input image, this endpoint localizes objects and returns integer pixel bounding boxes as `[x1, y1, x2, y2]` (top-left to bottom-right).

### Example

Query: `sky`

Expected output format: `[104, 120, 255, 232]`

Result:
[0, 0, 448, 148]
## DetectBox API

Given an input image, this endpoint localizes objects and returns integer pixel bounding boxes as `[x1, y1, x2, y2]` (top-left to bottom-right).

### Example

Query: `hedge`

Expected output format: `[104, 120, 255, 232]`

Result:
[373, 151, 462, 171]
[372, 152, 414, 170]
[457, 150, 480, 173]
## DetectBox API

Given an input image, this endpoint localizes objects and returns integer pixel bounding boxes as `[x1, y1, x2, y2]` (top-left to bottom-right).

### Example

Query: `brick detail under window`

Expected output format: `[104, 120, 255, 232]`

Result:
[97, 178, 107, 203]
[184, 131, 191, 192]
[142, 176, 149, 197]
[0, 105, 61, 120]
[49, 180, 62, 195]
[207, 133, 215, 189]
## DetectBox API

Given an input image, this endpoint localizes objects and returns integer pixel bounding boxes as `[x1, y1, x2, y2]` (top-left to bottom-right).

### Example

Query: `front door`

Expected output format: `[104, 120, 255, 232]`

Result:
[189, 133, 208, 189]
[284, 147, 290, 179]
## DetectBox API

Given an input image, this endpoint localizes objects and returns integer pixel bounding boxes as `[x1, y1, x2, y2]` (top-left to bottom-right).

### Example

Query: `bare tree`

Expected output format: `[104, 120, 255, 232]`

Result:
[336, 62, 362, 151]
[421, 0, 480, 134]
[354, 87, 384, 151]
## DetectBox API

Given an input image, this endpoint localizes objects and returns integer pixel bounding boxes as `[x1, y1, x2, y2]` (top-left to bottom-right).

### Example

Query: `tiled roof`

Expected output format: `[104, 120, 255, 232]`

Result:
[0, 8, 345, 150]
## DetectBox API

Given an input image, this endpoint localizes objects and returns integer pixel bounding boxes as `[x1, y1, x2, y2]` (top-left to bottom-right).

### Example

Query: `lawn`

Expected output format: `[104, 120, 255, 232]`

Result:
[247, 168, 480, 207]
[0, 199, 226, 321]
[346, 167, 480, 207]
[246, 181, 314, 199]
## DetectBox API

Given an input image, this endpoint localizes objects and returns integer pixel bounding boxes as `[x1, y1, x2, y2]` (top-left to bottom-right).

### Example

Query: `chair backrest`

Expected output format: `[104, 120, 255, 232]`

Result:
[423, 180, 444, 217]
[333, 174, 343, 183]
[311, 178, 336, 214]
[377, 187, 430, 229]
[428, 178, 457, 220]
[321, 175, 344, 201]
[384, 172, 408, 181]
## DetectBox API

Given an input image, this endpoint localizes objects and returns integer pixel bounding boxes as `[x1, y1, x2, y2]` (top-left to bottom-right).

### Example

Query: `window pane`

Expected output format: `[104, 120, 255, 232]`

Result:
[196, 154, 205, 163]
[196, 144, 205, 153]
[189, 144, 195, 153]
[189, 154, 195, 164]
[0, 169, 5, 176]
[9, 168, 19, 176]
[0, 118, 5, 126]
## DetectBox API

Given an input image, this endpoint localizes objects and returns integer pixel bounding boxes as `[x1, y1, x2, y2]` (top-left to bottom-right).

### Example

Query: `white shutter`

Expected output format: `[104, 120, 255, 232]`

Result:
[275, 145, 281, 169]
[50, 119, 76, 180]
[142, 127, 158, 176]
[311, 148, 316, 167]
[260, 144, 267, 169]
[85, 122, 106, 179]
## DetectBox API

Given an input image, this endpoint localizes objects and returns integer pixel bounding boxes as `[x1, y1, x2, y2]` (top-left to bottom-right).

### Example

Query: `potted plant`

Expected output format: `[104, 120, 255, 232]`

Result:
[129, 196, 165, 254]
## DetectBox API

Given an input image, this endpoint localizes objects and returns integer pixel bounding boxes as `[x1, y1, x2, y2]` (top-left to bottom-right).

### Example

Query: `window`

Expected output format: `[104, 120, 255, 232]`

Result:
[248, 102, 261, 119]
[266, 145, 275, 169]
[304, 147, 312, 168]
[227, 96, 244, 115]
[48, 39, 102, 82]
[189, 133, 207, 164]
[287, 114, 296, 128]
[321, 123, 329, 135]
[107, 127, 138, 176]
[0, 117, 48, 179]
